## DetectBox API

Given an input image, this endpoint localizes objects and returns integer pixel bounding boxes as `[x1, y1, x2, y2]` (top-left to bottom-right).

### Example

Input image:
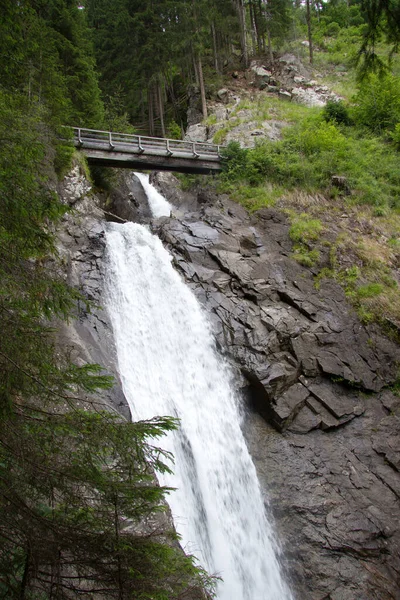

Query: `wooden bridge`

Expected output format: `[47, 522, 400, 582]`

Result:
[71, 127, 224, 174]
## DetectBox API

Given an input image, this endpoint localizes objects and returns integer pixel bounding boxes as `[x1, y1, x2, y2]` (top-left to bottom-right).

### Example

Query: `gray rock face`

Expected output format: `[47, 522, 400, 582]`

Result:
[151, 175, 400, 600]
[58, 163, 400, 599]
[57, 165, 131, 420]
[184, 123, 208, 142]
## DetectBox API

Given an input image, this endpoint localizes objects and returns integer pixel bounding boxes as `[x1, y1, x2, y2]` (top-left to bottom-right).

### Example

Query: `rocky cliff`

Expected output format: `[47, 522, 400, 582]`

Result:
[149, 172, 400, 600]
[57, 158, 400, 599]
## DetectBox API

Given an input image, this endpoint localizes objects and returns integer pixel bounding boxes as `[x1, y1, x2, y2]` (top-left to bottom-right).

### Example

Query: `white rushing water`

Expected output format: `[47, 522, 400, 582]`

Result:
[104, 180, 292, 600]
[134, 172, 172, 217]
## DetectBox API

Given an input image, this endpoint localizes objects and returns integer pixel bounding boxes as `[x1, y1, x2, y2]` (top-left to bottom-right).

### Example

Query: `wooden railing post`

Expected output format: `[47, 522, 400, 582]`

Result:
[192, 142, 199, 158]
[138, 136, 144, 154]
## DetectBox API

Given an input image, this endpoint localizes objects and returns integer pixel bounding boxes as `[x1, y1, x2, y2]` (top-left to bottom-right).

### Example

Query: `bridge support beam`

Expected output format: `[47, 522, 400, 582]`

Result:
[85, 149, 222, 175]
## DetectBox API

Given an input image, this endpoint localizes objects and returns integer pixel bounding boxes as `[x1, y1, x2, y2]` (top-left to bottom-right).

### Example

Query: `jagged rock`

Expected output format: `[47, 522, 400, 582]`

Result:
[151, 173, 400, 599]
[61, 165, 92, 205]
[184, 124, 208, 142]
[187, 84, 203, 126]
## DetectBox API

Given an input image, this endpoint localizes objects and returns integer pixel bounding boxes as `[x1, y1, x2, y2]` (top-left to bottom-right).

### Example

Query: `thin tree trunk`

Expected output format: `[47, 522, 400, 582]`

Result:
[192, 51, 200, 86]
[157, 80, 166, 137]
[114, 500, 123, 600]
[248, 0, 256, 55]
[267, 27, 273, 63]
[306, 0, 314, 64]
[234, 0, 248, 66]
[148, 86, 155, 136]
[197, 56, 208, 119]
[211, 21, 220, 74]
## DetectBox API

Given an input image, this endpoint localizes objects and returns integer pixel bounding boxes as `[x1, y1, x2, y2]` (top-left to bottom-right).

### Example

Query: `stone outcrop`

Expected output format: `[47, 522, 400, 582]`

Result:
[150, 172, 400, 600]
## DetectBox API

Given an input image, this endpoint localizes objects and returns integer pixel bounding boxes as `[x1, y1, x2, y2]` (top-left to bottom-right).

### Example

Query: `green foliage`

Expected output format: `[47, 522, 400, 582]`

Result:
[353, 74, 400, 133]
[356, 282, 384, 298]
[390, 123, 400, 148]
[289, 214, 323, 243]
[0, 0, 104, 128]
[357, 0, 400, 75]
[0, 406, 216, 599]
[326, 22, 341, 37]
[292, 247, 321, 267]
[167, 120, 182, 140]
[323, 99, 352, 125]
[221, 109, 400, 211]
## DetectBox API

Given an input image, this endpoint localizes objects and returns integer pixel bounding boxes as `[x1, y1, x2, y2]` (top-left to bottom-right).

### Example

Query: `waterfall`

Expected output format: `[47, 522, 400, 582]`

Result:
[104, 180, 292, 600]
[134, 172, 172, 217]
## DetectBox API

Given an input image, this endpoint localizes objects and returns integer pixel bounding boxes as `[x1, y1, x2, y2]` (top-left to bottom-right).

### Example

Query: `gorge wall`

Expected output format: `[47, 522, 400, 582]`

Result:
[150, 172, 400, 600]
[57, 161, 400, 599]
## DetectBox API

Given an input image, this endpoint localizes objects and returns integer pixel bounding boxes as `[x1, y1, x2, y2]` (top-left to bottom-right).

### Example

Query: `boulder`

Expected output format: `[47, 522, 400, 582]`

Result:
[216, 88, 230, 104]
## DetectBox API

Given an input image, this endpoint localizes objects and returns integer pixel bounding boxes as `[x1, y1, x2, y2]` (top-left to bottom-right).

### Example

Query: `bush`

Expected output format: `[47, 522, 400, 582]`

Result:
[353, 74, 400, 133]
[390, 123, 400, 149]
[323, 100, 352, 125]
[167, 120, 182, 140]
[326, 22, 340, 37]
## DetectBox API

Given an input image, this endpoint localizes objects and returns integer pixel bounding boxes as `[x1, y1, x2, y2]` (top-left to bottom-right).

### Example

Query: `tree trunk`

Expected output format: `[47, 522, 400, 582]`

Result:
[211, 21, 220, 74]
[267, 27, 273, 63]
[197, 56, 208, 119]
[234, 0, 248, 66]
[157, 80, 166, 138]
[249, 0, 257, 56]
[306, 0, 314, 64]
[148, 86, 155, 136]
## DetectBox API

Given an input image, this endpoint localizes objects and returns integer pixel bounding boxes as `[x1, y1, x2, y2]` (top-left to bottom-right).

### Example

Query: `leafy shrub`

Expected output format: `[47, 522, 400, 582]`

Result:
[390, 123, 400, 149]
[285, 119, 348, 156]
[323, 100, 352, 125]
[167, 120, 182, 140]
[220, 141, 251, 181]
[326, 22, 340, 36]
[292, 247, 320, 267]
[353, 74, 400, 133]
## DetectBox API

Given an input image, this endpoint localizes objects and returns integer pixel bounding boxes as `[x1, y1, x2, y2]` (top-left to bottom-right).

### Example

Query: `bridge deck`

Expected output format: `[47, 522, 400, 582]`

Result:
[71, 127, 224, 174]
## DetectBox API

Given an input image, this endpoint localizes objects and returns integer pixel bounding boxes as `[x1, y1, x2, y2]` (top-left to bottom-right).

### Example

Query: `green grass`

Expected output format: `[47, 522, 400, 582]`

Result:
[289, 213, 324, 242]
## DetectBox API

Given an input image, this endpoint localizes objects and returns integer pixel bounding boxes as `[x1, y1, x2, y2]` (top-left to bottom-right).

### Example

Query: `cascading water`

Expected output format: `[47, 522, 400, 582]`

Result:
[134, 172, 172, 217]
[104, 177, 292, 600]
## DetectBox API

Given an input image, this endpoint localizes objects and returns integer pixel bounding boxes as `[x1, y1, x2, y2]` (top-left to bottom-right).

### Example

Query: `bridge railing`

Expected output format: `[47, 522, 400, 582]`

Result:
[70, 127, 224, 161]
